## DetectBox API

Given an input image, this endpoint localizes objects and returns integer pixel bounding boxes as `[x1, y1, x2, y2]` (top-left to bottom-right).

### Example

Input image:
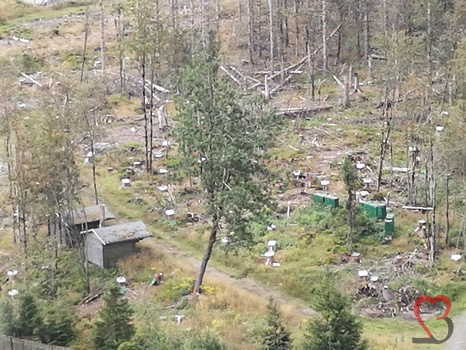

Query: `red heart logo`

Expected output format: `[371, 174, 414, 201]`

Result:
[413, 295, 452, 338]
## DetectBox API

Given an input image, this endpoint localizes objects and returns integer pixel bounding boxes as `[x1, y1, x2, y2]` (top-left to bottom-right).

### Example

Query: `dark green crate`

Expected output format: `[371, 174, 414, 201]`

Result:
[324, 195, 339, 208]
[385, 218, 395, 236]
[359, 201, 387, 219]
[312, 193, 325, 204]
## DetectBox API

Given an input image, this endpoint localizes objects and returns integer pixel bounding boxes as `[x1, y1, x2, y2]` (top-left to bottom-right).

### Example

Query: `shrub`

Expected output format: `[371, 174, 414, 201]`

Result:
[158, 277, 194, 301]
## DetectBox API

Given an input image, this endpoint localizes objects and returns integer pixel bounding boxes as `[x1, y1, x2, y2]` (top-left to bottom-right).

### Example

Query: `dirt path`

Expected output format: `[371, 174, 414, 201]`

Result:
[141, 237, 315, 318]
[444, 312, 466, 350]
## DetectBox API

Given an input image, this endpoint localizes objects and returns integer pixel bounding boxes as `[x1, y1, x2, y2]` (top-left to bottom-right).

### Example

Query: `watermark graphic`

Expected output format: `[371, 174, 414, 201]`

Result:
[412, 295, 454, 344]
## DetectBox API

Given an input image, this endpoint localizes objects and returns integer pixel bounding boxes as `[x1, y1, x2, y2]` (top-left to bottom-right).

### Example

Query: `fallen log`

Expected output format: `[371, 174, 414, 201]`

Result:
[220, 66, 241, 85]
[276, 106, 333, 117]
[402, 206, 433, 211]
[79, 288, 104, 305]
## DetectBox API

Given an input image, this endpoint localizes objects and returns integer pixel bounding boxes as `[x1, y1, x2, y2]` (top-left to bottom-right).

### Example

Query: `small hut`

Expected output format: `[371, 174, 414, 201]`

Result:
[82, 221, 152, 268]
[49, 204, 116, 246]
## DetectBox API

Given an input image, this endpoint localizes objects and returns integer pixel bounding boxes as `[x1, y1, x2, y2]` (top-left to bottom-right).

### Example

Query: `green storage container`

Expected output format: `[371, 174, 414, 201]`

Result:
[312, 193, 325, 204]
[376, 203, 387, 219]
[385, 218, 395, 236]
[324, 195, 339, 208]
[359, 201, 387, 219]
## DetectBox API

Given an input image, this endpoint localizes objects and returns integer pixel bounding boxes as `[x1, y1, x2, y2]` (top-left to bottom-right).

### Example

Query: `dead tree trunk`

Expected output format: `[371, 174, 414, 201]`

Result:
[426, 0, 432, 113]
[429, 139, 436, 264]
[114, 6, 125, 93]
[321, 0, 328, 72]
[141, 54, 150, 172]
[446, 173, 450, 245]
[268, 0, 274, 73]
[363, 0, 369, 63]
[247, 0, 255, 64]
[376, 90, 393, 191]
[80, 5, 90, 83]
[99, 0, 106, 87]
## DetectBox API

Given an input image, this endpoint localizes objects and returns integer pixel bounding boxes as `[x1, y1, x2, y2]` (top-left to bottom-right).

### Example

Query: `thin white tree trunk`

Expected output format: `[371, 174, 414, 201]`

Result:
[322, 0, 328, 72]
[99, 0, 106, 85]
[268, 0, 274, 73]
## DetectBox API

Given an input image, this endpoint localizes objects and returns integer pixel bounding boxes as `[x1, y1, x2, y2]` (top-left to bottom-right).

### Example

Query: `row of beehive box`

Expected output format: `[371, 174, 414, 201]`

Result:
[312, 193, 394, 237]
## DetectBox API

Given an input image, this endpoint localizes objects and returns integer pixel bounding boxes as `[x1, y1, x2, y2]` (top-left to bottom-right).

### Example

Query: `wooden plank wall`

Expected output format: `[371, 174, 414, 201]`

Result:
[103, 241, 136, 268]
[0, 334, 70, 350]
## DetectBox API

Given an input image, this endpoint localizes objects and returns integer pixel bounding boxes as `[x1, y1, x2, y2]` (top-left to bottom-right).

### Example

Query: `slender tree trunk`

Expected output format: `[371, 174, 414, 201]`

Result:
[80, 6, 90, 83]
[336, 12, 342, 63]
[190, 0, 195, 30]
[21, 202, 27, 257]
[426, 0, 432, 113]
[238, 0, 242, 22]
[148, 64, 155, 173]
[278, 2, 285, 82]
[445, 174, 450, 245]
[115, 7, 125, 93]
[321, 0, 328, 72]
[193, 215, 220, 294]
[347, 191, 353, 251]
[99, 0, 106, 87]
[429, 139, 436, 264]
[376, 93, 392, 191]
[247, 0, 254, 64]
[389, 142, 393, 188]
[91, 135, 99, 205]
[382, 0, 387, 35]
[258, 0, 262, 59]
[363, 0, 369, 63]
[294, 0, 299, 57]
[283, 0, 289, 47]
[141, 54, 149, 171]
[215, 0, 220, 31]
[201, 0, 206, 38]
[268, 0, 274, 73]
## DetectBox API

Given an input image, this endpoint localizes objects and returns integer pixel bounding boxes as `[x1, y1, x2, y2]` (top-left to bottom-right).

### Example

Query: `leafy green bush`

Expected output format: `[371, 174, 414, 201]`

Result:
[181, 332, 227, 350]
[15, 53, 43, 74]
[60, 51, 82, 70]
[158, 277, 194, 301]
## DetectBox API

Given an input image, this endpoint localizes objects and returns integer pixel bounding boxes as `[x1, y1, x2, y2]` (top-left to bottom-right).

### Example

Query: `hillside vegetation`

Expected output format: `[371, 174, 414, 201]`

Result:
[0, 0, 466, 349]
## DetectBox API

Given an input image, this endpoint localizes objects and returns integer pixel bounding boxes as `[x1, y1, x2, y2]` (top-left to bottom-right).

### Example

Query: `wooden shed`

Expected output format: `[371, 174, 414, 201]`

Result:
[49, 204, 116, 246]
[82, 221, 152, 268]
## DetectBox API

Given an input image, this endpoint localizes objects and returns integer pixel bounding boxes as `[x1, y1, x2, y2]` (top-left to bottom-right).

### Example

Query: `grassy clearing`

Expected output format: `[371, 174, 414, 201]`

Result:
[0, 1, 86, 38]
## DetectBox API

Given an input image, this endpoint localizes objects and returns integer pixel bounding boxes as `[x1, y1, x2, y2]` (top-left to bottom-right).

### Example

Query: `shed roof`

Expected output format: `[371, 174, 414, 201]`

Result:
[87, 221, 152, 245]
[69, 205, 116, 226]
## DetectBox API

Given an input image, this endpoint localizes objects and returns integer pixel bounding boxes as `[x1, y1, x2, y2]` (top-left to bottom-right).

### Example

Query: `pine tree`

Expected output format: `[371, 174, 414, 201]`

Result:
[304, 274, 367, 350]
[41, 306, 76, 347]
[17, 294, 43, 338]
[0, 300, 18, 337]
[341, 155, 359, 250]
[262, 297, 292, 350]
[92, 286, 135, 350]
